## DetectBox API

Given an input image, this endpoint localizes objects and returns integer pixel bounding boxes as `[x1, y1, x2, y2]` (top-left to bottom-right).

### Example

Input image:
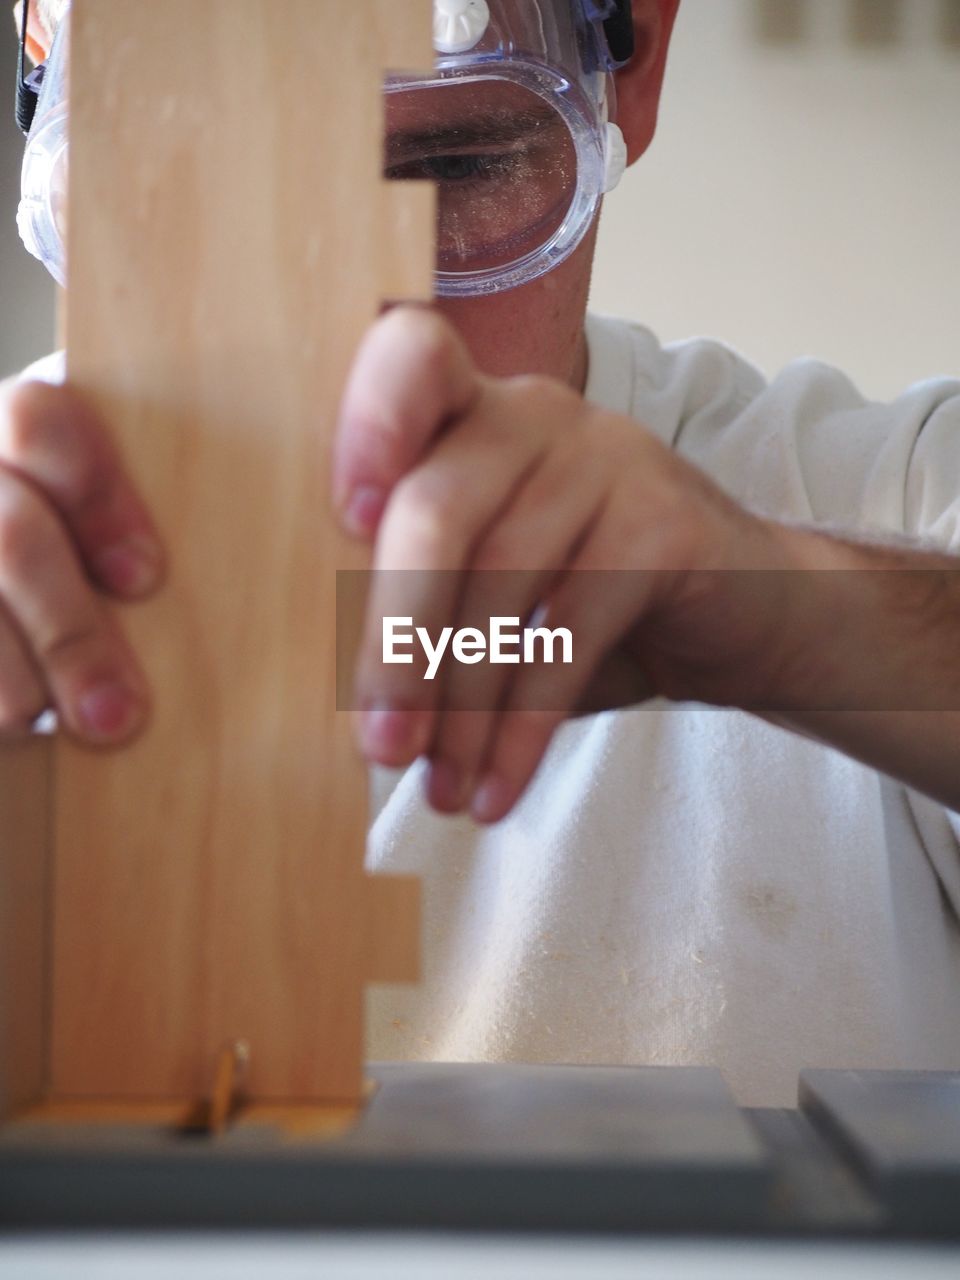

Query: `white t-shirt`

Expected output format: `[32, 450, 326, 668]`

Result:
[366, 315, 960, 1107]
[23, 331, 960, 1107]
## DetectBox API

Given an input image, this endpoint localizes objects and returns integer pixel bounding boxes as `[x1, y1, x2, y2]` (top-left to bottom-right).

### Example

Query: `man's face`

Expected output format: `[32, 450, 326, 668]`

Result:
[385, 71, 594, 388]
[381, 0, 682, 388]
[13, 0, 674, 391]
[438, 216, 598, 388]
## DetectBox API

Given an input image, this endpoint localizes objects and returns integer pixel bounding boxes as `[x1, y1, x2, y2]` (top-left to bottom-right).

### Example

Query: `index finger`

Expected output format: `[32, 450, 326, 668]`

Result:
[0, 377, 164, 599]
[332, 306, 480, 539]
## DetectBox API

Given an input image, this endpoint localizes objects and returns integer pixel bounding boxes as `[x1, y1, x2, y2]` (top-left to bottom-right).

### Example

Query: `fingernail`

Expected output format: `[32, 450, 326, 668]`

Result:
[426, 759, 469, 813]
[359, 704, 428, 763]
[342, 486, 386, 538]
[471, 774, 514, 825]
[76, 681, 145, 742]
[95, 534, 162, 597]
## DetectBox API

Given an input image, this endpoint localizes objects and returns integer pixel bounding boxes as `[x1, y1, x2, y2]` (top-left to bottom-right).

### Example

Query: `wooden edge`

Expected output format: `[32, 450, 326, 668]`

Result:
[0, 738, 52, 1122]
[11, 1100, 198, 1129]
[378, 181, 437, 304]
[374, 0, 435, 77]
[364, 874, 420, 985]
[375, 0, 435, 302]
[9, 1087, 375, 1144]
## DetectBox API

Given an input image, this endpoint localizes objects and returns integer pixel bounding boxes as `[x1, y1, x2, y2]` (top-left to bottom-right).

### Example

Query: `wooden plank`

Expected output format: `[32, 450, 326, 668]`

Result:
[53, 0, 430, 1103]
[364, 877, 420, 985]
[378, 184, 438, 302]
[0, 738, 51, 1120]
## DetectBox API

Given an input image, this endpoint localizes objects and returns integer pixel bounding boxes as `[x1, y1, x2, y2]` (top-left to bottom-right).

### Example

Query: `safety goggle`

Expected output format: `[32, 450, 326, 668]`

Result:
[16, 1, 635, 296]
[16, 0, 69, 286]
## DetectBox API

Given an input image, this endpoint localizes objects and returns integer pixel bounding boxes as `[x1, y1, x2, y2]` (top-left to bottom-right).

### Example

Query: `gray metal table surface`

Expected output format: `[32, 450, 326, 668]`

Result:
[3, 1064, 960, 1239]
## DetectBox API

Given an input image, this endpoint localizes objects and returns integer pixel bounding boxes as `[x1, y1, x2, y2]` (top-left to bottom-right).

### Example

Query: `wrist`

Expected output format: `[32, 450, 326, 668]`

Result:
[739, 519, 854, 712]
[758, 521, 960, 716]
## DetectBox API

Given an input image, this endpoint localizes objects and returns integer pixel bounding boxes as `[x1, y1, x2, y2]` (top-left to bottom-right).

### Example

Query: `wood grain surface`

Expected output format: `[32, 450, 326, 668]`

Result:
[45, 0, 432, 1103]
[0, 740, 51, 1121]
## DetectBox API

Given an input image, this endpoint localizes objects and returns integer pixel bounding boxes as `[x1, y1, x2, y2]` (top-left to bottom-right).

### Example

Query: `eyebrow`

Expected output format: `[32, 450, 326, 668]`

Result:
[385, 108, 564, 157]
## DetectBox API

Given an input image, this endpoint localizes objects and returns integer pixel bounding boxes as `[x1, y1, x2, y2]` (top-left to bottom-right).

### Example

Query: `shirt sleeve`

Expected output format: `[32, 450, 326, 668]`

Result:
[783, 366, 960, 548]
[902, 388, 960, 550]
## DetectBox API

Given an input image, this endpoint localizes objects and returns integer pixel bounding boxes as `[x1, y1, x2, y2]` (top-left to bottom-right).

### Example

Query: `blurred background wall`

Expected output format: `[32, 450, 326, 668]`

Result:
[1, 0, 959, 400]
[590, 0, 960, 399]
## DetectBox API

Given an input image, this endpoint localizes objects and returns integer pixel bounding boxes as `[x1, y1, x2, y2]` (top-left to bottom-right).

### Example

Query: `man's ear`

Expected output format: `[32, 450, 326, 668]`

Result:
[12, 1, 53, 64]
[613, 0, 681, 166]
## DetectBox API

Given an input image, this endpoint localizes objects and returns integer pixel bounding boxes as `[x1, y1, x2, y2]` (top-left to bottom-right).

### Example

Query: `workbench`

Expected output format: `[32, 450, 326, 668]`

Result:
[2, 1064, 958, 1239]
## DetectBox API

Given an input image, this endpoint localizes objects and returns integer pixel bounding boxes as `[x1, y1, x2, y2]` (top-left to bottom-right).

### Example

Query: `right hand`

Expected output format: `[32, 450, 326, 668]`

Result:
[0, 375, 163, 744]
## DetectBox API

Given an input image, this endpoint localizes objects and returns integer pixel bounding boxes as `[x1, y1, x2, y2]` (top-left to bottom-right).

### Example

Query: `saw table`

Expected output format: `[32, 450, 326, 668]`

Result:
[2, 1064, 960, 1238]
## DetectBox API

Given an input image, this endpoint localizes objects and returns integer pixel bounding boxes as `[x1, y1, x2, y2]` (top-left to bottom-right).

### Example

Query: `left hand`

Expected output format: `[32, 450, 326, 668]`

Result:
[333, 307, 806, 823]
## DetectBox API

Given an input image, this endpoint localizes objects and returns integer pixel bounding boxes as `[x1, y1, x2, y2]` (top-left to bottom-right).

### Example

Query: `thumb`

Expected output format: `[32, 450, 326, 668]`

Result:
[333, 306, 480, 539]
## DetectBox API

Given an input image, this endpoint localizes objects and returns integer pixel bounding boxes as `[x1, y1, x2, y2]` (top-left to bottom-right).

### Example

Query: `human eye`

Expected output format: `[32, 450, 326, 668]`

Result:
[385, 146, 523, 186]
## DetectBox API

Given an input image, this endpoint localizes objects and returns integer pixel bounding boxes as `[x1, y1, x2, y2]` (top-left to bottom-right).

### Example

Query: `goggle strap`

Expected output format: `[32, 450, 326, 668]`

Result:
[602, 1, 635, 67]
[16, 0, 41, 136]
[579, 0, 635, 70]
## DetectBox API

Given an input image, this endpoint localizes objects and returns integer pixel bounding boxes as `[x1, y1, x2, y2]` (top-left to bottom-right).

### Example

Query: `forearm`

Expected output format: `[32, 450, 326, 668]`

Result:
[765, 526, 960, 812]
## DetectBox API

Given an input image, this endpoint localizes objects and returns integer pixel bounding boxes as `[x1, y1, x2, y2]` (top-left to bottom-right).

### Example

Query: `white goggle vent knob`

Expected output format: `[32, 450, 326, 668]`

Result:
[604, 123, 628, 194]
[434, 0, 491, 55]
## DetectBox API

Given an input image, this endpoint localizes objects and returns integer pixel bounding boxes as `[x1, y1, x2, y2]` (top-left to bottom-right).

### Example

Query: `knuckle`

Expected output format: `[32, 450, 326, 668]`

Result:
[599, 412, 646, 459]
[0, 385, 46, 462]
[608, 510, 660, 568]
[388, 473, 465, 560]
[0, 380, 114, 510]
[418, 331, 460, 391]
[387, 307, 455, 370]
[473, 530, 525, 572]
[0, 380, 66, 457]
[660, 511, 709, 566]
[506, 374, 578, 419]
[36, 614, 105, 669]
[525, 437, 596, 512]
[627, 504, 702, 571]
[0, 482, 48, 581]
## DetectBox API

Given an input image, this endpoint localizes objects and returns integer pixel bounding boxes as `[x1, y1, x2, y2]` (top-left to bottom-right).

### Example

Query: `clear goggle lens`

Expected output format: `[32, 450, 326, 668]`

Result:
[20, 3, 621, 297]
[386, 66, 610, 296]
[18, 100, 68, 287]
[386, 73, 587, 294]
[18, 4, 70, 287]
